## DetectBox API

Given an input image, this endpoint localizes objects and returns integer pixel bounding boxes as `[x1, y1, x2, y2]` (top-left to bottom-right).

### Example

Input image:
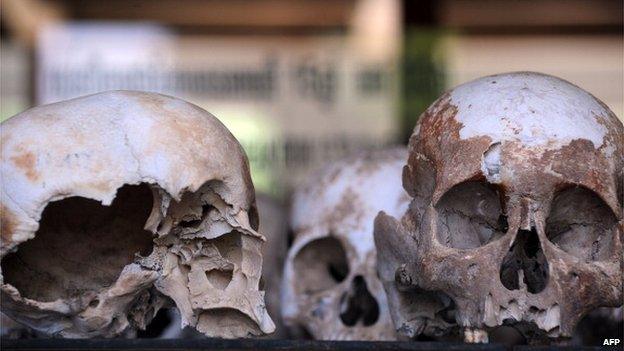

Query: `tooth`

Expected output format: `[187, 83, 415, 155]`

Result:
[464, 328, 489, 343]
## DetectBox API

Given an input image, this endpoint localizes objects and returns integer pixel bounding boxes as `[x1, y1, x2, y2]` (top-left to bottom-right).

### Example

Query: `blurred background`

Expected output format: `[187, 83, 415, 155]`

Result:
[0, 0, 622, 344]
[1, 0, 622, 197]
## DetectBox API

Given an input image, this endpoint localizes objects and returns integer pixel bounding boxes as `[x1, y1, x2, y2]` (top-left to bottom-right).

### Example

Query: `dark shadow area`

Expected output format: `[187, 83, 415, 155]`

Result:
[293, 236, 349, 294]
[1, 184, 154, 301]
[339, 275, 380, 327]
[499, 228, 548, 294]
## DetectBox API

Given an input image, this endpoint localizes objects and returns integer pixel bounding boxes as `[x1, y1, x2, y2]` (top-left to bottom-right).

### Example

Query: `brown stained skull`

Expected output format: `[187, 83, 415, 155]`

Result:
[374, 72, 623, 342]
[282, 149, 409, 340]
[0, 91, 275, 338]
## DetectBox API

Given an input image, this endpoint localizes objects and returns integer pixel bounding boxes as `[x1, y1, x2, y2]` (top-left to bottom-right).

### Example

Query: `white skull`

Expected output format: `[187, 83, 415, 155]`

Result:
[0, 91, 275, 338]
[282, 148, 409, 340]
[375, 72, 623, 342]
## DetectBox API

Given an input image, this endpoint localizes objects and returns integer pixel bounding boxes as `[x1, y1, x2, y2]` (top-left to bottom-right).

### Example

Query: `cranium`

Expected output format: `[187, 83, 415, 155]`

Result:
[282, 148, 409, 340]
[375, 72, 622, 342]
[0, 91, 275, 338]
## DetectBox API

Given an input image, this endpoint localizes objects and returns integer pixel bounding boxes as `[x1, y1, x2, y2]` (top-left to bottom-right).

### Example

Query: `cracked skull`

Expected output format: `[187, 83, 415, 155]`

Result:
[374, 72, 623, 341]
[282, 149, 409, 340]
[0, 91, 275, 338]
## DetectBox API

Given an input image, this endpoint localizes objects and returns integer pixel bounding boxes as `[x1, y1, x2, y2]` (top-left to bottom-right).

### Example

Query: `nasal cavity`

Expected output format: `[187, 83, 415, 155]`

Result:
[339, 275, 380, 327]
[499, 227, 549, 294]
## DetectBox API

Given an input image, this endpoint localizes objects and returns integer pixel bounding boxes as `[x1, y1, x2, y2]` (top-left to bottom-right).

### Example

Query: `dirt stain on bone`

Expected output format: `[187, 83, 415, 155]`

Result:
[11, 149, 39, 182]
[1, 204, 17, 243]
[327, 188, 365, 232]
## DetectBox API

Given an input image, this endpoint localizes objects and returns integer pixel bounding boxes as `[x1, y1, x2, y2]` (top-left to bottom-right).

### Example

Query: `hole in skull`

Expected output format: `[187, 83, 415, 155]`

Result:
[156, 222, 165, 232]
[546, 186, 617, 261]
[499, 227, 549, 293]
[328, 261, 349, 282]
[1, 184, 154, 302]
[259, 275, 266, 290]
[205, 268, 233, 290]
[434, 294, 457, 324]
[489, 325, 526, 345]
[179, 204, 215, 228]
[293, 237, 349, 294]
[212, 231, 243, 267]
[498, 214, 509, 233]
[339, 276, 380, 327]
[136, 308, 173, 338]
[436, 181, 507, 249]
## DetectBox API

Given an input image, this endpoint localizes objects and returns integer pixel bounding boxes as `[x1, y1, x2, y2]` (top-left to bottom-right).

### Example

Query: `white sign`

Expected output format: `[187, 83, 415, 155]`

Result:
[37, 23, 400, 194]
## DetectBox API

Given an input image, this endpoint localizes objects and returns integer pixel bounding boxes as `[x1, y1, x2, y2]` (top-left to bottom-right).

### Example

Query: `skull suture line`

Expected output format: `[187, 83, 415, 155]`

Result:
[0, 91, 275, 338]
[282, 149, 410, 341]
[374, 72, 623, 343]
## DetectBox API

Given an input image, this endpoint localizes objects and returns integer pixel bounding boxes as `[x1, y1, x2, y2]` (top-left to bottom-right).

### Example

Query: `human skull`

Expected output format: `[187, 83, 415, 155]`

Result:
[0, 91, 275, 338]
[282, 148, 409, 340]
[374, 72, 622, 342]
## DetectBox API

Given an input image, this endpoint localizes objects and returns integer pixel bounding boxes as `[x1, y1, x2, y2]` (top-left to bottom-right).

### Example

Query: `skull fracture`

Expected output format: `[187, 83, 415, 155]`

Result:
[282, 148, 411, 340]
[374, 72, 623, 343]
[0, 91, 275, 338]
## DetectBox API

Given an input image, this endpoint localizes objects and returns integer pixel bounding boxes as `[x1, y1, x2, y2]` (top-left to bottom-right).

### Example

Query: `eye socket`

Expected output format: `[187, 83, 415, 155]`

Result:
[435, 181, 507, 249]
[293, 236, 349, 295]
[179, 204, 215, 228]
[546, 186, 617, 261]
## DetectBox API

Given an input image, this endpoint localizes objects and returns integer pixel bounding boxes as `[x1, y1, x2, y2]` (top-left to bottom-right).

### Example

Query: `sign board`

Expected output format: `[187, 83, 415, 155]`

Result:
[37, 23, 400, 195]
